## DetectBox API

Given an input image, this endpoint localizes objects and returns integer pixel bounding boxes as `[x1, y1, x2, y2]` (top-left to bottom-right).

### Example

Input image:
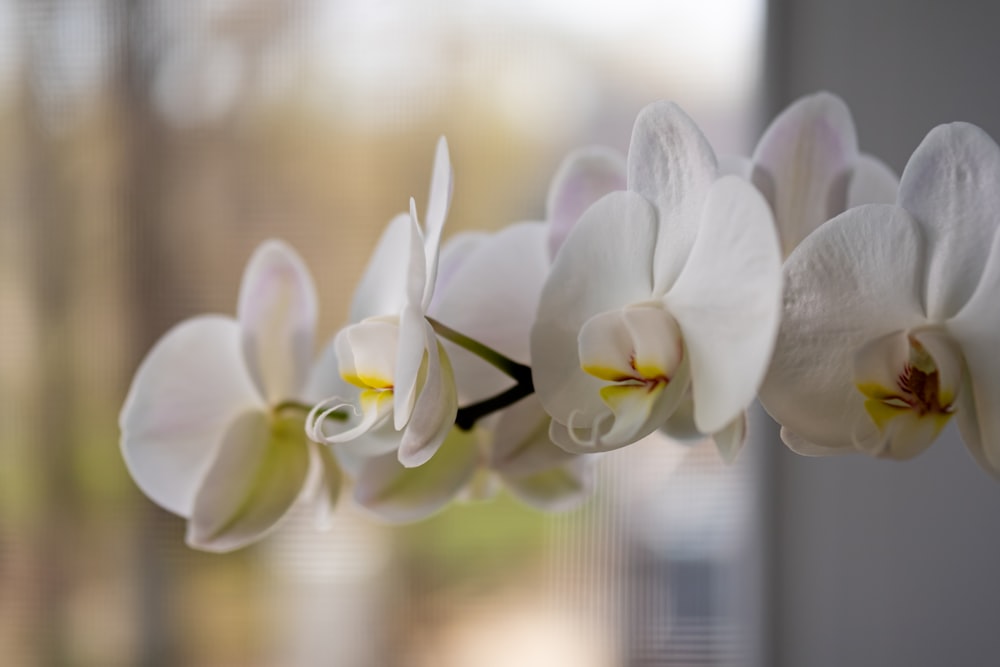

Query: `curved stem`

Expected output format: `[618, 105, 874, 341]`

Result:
[427, 317, 533, 384]
[455, 376, 535, 431]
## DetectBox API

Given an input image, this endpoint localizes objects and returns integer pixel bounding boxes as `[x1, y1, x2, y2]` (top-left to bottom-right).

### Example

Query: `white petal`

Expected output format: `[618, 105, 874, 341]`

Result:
[301, 334, 347, 404]
[490, 395, 577, 477]
[430, 230, 488, 308]
[186, 412, 310, 552]
[531, 191, 657, 425]
[712, 412, 746, 464]
[659, 393, 703, 442]
[546, 146, 627, 259]
[759, 204, 927, 452]
[899, 122, 1000, 320]
[846, 154, 899, 208]
[422, 136, 454, 305]
[237, 240, 317, 404]
[751, 92, 857, 257]
[954, 369, 1000, 478]
[120, 316, 261, 517]
[349, 214, 410, 323]
[301, 442, 343, 530]
[399, 333, 458, 467]
[393, 304, 425, 428]
[779, 427, 854, 456]
[718, 154, 752, 179]
[340, 320, 398, 390]
[550, 354, 692, 454]
[503, 456, 595, 513]
[354, 427, 480, 523]
[664, 176, 782, 434]
[627, 101, 718, 292]
[430, 222, 548, 402]
[407, 199, 431, 309]
[948, 226, 1000, 473]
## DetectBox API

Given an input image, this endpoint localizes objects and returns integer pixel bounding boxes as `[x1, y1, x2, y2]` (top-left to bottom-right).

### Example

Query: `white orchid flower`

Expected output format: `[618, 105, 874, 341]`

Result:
[307, 137, 458, 470]
[531, 101, 783, 459]
[336, 148, 626, 521]
[120, 240, 341, 552]
[727, 92, 899, 258]
[760, 122, 1000, 475]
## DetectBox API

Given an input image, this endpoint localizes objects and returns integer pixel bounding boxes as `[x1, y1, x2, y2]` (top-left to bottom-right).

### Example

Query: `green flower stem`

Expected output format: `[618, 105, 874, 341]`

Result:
[454, 378, 535, 431]
[427, 317, 533, 384]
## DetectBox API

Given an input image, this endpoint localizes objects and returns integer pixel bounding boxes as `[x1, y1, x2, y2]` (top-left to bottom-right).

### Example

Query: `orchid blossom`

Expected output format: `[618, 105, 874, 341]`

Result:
[306, 137, 458, 472]
[120, 241, 341, 552]
[531, 101, 783, 459]
[728, 92, 899, 257]
[334, 148, 626, 520]
[760, 122, 1000, 475]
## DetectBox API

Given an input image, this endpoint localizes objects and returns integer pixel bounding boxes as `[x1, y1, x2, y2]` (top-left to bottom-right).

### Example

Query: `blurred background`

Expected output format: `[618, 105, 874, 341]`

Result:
[1, 1, 999, 665]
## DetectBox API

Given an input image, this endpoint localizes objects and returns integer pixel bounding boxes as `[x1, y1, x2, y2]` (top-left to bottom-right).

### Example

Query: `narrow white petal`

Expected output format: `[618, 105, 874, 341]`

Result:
[546, 146, 627, 259]
[751, 92, 858, 256]
[237, 240, 317, 404]
[664, 176, 782, 434]
[846, 154, 899, 207]
[531, 191, 657, 426]
[186, 412, 310, 552]
[394, 304, 425, 428]
[627, 101, 718, 292]
[899, 122, 1000, 320]
[354, 428, 480, 523]
[712, 412, 747, 464]
[399, 334, 458, 467]
[423, 136, 454, 304]
[120, 316, 261, 517]
[301, 442, 343, 530]
[759, 204, 927, 452]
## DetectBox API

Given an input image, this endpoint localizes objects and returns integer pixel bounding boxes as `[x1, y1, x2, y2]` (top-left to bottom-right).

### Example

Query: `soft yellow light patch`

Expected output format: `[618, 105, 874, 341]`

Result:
[360, 388, 394, 415]
[581, 364, 635, 383]
[342, 371, 394, 391]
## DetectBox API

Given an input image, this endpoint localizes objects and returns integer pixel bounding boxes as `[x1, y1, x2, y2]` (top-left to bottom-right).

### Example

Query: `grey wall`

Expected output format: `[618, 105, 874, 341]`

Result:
[764, 2, 1000, 665]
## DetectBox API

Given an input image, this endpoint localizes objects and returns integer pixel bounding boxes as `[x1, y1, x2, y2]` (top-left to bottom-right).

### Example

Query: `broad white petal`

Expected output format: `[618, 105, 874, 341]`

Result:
[354, 427, 480, 523]
[431, 222, 548, 403]
[350, 214, 411, 323]
[186, 412, 310, 552]
[899, 122, 1000, 320]
[759, 204, 927, 451]
[948, 226, 1000, 473]
[531, 191, 657, 425]
[399, 333, 458, 467]
[847, 154, 899, 207]
[627, 101, 718, 292]
[751, 92, 857, 256]
[546, 146, 627, 259]
[430, 231, 488, 309]
[423, 137, 454, 304]
[664, 176, 782, 434]
[712, 412, 746, 464]
[120, 316, 261, 517]
[490, 395, 577, 477]
[503, 456, 595, 512]
[237, 240, 317, 404]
